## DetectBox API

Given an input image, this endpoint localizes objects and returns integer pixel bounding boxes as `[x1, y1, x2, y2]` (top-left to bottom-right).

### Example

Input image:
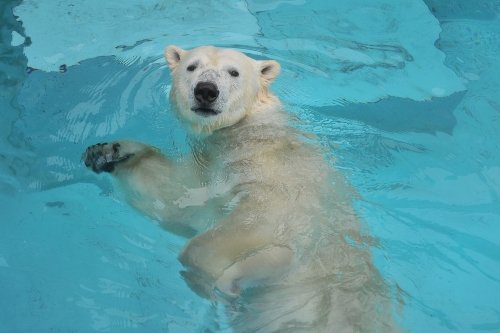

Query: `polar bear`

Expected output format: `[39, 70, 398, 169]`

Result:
[83, 46, 400, 332]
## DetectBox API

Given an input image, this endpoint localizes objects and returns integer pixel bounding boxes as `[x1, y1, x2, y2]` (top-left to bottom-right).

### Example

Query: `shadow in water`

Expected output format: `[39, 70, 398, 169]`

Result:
[315, 91, 465, 134]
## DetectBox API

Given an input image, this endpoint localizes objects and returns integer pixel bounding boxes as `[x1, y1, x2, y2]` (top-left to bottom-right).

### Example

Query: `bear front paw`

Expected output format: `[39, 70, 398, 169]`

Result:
[82, 142, 133, 173]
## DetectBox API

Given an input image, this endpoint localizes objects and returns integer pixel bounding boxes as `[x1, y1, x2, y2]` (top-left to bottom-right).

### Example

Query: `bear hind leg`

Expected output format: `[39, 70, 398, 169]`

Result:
[215, 245, 294, 298]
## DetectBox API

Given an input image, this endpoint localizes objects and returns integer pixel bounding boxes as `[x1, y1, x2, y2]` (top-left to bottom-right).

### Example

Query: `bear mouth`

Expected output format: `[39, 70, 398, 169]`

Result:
[191, 107, 220, 117]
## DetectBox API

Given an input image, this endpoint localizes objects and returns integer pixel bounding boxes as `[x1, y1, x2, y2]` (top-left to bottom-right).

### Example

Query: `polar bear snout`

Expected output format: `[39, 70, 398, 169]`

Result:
[191, 81, 221, 117]
[194, 82, 219, 105]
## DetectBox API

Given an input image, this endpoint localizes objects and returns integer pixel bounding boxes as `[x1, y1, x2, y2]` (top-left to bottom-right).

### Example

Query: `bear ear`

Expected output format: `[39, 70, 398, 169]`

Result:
[259, 60, 281, 85]
[165, 45, 186, 70]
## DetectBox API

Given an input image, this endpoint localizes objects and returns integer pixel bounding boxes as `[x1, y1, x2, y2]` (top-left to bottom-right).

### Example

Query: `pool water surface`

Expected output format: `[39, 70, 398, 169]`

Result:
[1, 0, 499, 332]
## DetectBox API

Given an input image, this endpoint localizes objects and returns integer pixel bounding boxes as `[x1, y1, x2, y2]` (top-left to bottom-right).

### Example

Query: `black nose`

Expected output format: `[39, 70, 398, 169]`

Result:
[194, 82, 219, 104]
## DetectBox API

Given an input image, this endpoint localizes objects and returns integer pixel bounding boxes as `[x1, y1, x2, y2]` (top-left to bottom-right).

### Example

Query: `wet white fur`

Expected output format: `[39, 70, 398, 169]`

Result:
[101, 46, 400, 332]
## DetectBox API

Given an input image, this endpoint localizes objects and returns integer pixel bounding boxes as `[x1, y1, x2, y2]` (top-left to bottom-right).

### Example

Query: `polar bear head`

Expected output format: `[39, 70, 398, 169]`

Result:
[165, 45, 280, 134]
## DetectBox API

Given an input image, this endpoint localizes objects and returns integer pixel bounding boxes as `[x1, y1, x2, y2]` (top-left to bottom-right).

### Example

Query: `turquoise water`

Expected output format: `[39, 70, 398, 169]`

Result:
[1, 0, 500, 332]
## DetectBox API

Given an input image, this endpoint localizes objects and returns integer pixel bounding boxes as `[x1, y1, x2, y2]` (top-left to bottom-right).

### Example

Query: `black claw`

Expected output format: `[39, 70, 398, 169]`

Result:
[100, 162, 115, 173]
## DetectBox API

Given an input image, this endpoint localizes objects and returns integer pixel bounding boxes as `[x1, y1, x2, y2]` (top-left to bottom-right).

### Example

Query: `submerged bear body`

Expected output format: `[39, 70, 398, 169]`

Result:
[83, 45, 399, 332]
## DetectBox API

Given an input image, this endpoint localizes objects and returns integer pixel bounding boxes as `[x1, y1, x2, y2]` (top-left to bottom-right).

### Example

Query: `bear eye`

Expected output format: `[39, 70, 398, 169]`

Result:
[229, 69, 239, 77]
[187, 64, 197, 72]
